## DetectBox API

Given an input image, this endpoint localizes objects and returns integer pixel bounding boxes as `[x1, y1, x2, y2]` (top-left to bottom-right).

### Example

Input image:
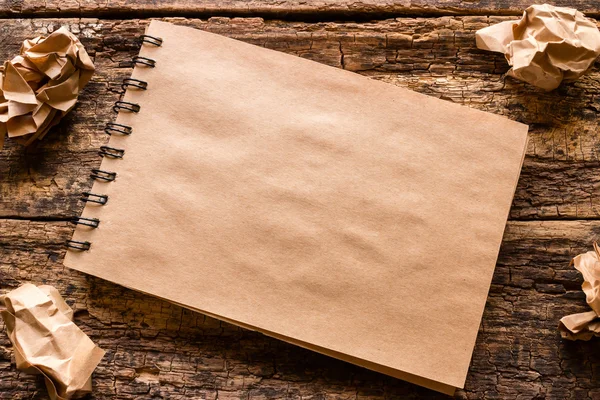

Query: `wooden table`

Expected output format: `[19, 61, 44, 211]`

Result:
[1, 1, 600, 399]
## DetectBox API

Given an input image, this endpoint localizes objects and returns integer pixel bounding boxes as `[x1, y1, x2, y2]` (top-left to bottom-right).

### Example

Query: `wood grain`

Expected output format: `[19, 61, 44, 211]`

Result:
[1, 15, 600, 400]
[1, 17, 600, 220]
[1, 0, 600, 18]
[2, 218, 599, 399]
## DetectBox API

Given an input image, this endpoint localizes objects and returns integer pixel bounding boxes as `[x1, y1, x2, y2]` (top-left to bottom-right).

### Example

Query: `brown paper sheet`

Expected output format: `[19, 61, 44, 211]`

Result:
[0, 27, 94, 148]
[0, 284, 105, 399]
[475, 4, 600, 91]
[65, 20, 529, 394]
[559, 243, 600, 340]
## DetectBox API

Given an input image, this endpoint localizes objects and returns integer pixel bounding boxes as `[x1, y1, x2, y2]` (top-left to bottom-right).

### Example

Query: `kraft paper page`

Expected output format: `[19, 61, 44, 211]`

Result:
[65, 20, 529, 394]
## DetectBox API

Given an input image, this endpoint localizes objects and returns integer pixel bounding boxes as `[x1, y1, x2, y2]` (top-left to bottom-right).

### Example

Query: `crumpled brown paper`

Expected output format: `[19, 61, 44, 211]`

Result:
[0, 284, 105, 399]
[559, 243, 600, 340]
[0, 26, 94, 149]
[475, 4, 600, 91]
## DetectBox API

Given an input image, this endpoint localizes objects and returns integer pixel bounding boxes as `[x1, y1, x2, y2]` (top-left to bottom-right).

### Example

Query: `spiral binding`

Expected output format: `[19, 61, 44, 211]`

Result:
[99, 146, 125, 158]
[105, 122, 132, 136]
[132, 56, 156, 68]
[68, 33, 163, 251]
[113, 101, 140, 113]
[81, 192, 108, 205]
[141, 34, 163, 46]
[122, 78, 148, 91]
[66, 240, 91, 251]
[72, 216, 100, 228]
[91, 169, 117, 181]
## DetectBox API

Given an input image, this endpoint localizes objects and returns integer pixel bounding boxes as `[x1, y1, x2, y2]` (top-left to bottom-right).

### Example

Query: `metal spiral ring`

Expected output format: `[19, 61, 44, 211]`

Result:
[66, 240, 91, 251]
[91, 169, 117, 181]
[71, 217, 100, 228]
[132, 56, 156, 68]
[122, 78, 148, 91]
[141, 34, 163, 46]
[113, 101, 140, 113]
[105, 122, 132, 136]
[81, 192, 108, 205]
[99, 146, 125, 159]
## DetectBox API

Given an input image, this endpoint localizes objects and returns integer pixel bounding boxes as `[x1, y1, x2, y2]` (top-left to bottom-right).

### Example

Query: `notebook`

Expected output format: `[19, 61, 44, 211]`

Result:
[65, 20, 529, 394]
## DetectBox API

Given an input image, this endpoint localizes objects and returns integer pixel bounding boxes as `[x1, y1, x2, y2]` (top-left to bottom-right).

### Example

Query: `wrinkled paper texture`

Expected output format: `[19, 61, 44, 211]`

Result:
[0, 284, 105, 399]
[475, 4, 600, 90]
[559, 243, 600, 340]
[0, 26, 94, 148]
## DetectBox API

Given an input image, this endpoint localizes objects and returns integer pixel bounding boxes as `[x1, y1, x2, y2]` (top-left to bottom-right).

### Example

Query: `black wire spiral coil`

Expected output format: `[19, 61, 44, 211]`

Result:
[81, 192, 108, 205]
[140, 34, 163, 46]
[105, 122, 132, 136]
[71, 216, 100, 228]
[66, 34, 163, 251]
[66, 240, 91, 251]
[122, 78, 148, 91]
[99, 146, 125, 158]
[90, 169, 117, 181]
[132, 56, 156, 68]
[113, 101, 140, 113]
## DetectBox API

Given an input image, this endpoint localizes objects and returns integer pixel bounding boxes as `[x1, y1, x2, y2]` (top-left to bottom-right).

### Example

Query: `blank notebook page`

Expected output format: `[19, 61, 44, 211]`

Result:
[65, 20, 529, 394]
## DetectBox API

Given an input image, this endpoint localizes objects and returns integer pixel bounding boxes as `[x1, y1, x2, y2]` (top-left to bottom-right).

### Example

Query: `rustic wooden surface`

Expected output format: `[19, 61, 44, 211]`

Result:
[1, 9, 600, 400]
[2, 0, 600, 18]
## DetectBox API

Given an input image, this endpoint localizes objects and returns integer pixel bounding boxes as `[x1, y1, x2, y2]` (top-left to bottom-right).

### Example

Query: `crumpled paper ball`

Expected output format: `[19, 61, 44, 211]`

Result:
[0, 26, 95, 149]
[475, 4, 600, 90]
[559, 243, 600, 341]
[1, 284, 105, 400]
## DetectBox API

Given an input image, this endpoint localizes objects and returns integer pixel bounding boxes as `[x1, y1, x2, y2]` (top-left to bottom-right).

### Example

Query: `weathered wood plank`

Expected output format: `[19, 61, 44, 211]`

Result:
[1, 218, 599, 399]
[0, 0, 600, 18]
[0, 17, 599, 220]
